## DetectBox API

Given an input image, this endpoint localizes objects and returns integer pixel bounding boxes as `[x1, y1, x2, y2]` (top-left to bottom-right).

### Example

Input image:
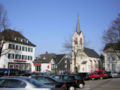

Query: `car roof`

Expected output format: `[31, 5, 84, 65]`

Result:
[0, 76, 30, 80]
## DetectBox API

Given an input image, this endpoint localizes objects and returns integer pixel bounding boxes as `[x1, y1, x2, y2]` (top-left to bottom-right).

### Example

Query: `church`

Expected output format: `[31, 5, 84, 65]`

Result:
[71, 17, 100, 73]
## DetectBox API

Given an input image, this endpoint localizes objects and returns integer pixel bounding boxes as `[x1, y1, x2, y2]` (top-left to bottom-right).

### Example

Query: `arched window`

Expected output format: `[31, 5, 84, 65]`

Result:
[80, 38, 82, 45]
[74, 38, 78, 45]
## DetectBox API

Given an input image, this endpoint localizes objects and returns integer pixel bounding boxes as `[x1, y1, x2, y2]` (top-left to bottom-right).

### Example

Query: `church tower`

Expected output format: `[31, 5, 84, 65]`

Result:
[71, 16, 84, 73]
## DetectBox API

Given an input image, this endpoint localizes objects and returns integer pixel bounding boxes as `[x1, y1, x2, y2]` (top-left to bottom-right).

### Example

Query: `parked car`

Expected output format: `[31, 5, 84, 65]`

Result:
[0, 68, 31, 77]
[89, 72, 100, 80]
[111, 72, 120, 78]
[94, 70, 108, 79]
[0, 76, 54, 89]
[106, 71, 112, 78]
[31, 75, 66, 89]
[70, 74, 85, 88]
[31, 72, 49, 76]
[51, 74, 85, 90]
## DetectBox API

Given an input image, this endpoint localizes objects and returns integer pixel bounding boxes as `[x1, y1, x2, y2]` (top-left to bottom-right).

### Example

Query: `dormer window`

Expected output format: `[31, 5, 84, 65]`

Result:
[43, 57, 46, 60]
[21, 38, 23, 42]
[14, 37, 17, 41]
[26, 40, 28, 43]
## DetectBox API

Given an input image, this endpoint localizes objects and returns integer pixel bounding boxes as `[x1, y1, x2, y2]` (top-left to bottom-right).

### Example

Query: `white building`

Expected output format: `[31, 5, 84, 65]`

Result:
[104, 43, 120, 73]
[0, 29, 36, 72]
[71, 17, 99, 73]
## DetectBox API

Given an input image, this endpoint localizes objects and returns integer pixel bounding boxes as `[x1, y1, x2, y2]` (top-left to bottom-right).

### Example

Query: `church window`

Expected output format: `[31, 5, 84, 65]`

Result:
[74, 38, 78, 44]
[80, 38, 82, 45]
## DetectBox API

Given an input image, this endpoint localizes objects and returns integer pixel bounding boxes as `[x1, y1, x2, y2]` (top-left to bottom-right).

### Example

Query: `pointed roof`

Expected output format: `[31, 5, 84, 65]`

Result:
[76, 16, 81, 34]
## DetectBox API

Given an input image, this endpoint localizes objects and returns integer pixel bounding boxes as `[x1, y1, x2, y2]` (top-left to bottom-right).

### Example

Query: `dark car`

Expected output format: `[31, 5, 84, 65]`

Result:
[31, 75, 66, 89]
[106, 71, 112, 78]
[70, 74, 85, 88]
[0, 68, 31, 77]
[0, 76, 53, 89]
[51, 74, 85, 90]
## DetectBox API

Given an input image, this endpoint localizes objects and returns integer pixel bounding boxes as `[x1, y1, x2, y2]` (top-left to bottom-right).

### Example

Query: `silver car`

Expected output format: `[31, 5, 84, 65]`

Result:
[0, 76, 53, 89]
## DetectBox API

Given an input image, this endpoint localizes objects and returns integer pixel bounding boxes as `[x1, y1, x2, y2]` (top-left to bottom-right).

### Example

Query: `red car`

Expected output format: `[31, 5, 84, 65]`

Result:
[89, 72, 100, 80]
[94, 70, 108, 79]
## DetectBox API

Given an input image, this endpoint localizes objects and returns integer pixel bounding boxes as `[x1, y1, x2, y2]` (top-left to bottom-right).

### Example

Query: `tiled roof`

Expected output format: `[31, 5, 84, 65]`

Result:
[0, 29, 35, 47]
[84, 48, 99, 58]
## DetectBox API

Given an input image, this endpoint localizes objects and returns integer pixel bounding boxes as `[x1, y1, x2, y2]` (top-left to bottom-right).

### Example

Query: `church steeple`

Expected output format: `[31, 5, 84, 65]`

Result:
[76, 16, 81, 34]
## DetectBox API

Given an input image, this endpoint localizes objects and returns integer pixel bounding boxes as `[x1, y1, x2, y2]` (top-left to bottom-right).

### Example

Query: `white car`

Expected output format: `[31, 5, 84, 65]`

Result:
[0, 76, 53, 89]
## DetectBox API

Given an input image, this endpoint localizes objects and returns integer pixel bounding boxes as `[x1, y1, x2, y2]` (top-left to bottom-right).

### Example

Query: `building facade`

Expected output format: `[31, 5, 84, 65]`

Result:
[71, 17, 99, 73]
[0, 29, 36, 72]
[104, 43, 120, 73]
[34, 52, 70, 74]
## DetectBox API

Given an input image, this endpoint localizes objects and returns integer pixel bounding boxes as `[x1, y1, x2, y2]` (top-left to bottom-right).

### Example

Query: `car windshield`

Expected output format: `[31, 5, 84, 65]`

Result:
[25, 78, 45, 87]
[74, 75, 82, 80]
[63, 76, 73, 81]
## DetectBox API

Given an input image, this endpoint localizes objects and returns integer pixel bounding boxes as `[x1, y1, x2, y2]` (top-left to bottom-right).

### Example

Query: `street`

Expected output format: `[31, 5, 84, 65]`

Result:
[80, 78, 120, 90]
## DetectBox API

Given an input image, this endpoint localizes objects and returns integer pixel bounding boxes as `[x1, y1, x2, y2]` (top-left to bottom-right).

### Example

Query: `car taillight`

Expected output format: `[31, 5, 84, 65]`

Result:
[75, 80, 77, 84]
[61, 83, 66, 88]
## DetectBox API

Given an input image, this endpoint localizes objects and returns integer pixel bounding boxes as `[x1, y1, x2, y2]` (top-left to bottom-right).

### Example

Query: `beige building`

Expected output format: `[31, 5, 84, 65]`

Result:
[104, 43, 120, 73]
[71, 17, 99, 73]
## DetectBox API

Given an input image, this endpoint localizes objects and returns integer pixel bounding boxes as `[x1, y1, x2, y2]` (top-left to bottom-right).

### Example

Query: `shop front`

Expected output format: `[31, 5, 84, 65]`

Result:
[8, 60, 31, 72]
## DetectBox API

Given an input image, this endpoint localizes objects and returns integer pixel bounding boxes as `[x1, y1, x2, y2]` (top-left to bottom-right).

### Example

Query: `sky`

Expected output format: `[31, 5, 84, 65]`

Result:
[0, 0, 120, 56]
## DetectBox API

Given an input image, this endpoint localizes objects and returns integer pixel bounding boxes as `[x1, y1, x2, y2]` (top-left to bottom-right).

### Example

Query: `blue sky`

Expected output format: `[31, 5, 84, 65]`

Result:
[0, 0, 120, 56]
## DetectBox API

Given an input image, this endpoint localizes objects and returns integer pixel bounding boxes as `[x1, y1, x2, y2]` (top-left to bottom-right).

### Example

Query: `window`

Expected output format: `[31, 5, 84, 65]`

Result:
[16, 45, 18, 50]
[74, 38, 78, 45]
[36, 66, 41, 72]
[22, 46, 24, 51]
[8, 44, 12, 49]
[8, 54, 11, 59]
[112, 56, 115, 61]
[0, 79, 26, 88]
[8, 44, 15, 49]
[80, 38, 82, 45]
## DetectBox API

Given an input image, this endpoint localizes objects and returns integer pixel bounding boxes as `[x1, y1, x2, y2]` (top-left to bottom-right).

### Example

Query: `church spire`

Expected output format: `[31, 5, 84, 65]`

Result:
[76, 15, 81, 34]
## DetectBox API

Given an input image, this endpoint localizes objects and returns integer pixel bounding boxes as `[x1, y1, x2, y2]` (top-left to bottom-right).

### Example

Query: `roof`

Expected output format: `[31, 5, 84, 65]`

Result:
[34, 53, 56, 63]
[0, 29, 36, 47]
[34, 58, 50, 63]
[76, 16, 81, 34]
[104, 42, 120, 51]
[84, 48, 99, 58]
[53, 54, 65, 64]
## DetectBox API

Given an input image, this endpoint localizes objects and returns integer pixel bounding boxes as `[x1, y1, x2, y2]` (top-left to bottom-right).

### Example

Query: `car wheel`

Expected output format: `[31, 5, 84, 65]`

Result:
[79, 83, 84, 88]
[92, 78, 95, 80]
[69, 86, 75, 90]
[100, 77, 103, 80]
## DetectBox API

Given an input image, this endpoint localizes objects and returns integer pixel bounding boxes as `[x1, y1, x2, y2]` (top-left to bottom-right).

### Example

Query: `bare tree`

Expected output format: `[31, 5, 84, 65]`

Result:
[103, 13, 120, 44]
[0, 4, 9, 31]
[103, 13, 120, 59]
[0, 3, 10, 57]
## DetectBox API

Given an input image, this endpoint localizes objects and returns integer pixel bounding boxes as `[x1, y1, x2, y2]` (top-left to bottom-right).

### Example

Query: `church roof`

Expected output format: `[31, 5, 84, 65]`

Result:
[84, 48, 99, 58]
